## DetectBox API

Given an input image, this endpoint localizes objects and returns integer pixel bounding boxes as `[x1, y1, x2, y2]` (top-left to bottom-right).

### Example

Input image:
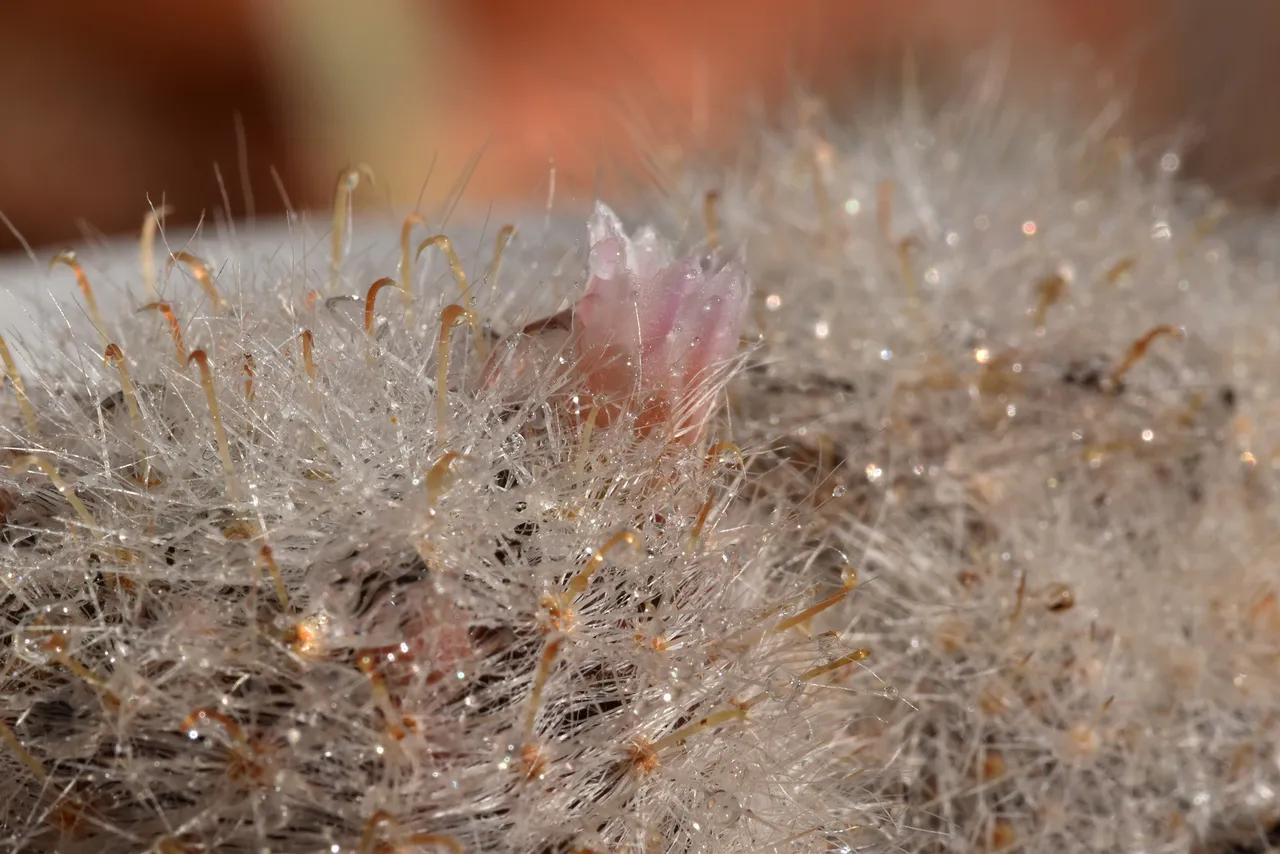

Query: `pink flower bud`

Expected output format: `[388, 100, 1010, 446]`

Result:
[482, 204, 751, 443]
[570, 203, 751, 441]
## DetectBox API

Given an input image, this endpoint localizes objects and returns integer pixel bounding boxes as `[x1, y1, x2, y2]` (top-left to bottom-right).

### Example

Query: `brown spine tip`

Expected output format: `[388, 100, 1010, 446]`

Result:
[522, 637, 565, 745]
[186, 350, 239, 503]
[435, 304, 475, 446]
[364, 276, 404, 335]
[10, 454, 98, 532]
[568, 530, 642, 598]
[487, 225, 517, 301]
[1108, 324, 1185, 392]
[299, 329, 317, 380]
[419, 235, 486, 358]
[330, 164, 377, 293]
[0, 333, 41, 437]
[241, 353, 257, 401]
[49, 250, 107, 340]
[103, 343, 150, 479]
[0, 717, 48, 783]
[140, 204, 174, 299]
[138, 301, 188, 364]
[1032, 273, 1068, 330]
[167, 251, 228, 312]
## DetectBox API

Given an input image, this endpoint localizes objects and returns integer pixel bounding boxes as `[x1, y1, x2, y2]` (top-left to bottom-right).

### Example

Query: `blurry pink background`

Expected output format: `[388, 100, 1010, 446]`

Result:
[0, 1, 1272, 252]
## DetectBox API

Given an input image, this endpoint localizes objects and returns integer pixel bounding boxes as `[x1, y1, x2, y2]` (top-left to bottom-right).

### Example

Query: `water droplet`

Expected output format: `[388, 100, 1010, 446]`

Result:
[763, 670, 802, 703]
[831, 485, 847, 498]
[712, 446, 742, 468]
[14, 625, 61, 665]
[704, 790, 741, 827]
[13, 606, 78, 665]
[882, 685, 900, 701]
[840, 566, 858, 588]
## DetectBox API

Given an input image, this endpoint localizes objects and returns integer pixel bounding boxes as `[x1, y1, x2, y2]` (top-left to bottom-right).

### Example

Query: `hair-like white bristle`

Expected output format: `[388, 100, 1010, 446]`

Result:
[2, 70, 1279, 854]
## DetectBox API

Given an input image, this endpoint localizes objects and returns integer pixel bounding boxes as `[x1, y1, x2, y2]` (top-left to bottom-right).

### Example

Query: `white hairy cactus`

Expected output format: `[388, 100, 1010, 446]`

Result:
[3, 66, 1280, 854]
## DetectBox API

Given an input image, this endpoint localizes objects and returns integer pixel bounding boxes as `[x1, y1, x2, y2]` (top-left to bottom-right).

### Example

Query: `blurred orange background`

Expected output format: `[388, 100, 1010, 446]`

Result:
[0, 1, 1273, 253]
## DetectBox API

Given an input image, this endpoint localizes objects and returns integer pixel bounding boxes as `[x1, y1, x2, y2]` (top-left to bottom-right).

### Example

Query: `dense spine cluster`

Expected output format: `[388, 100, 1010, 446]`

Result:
[3, 77, 1280, 854]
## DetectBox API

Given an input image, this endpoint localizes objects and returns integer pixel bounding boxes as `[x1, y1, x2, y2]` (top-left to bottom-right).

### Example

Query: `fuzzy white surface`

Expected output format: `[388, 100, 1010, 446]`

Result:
[2, 83, 1279, 854]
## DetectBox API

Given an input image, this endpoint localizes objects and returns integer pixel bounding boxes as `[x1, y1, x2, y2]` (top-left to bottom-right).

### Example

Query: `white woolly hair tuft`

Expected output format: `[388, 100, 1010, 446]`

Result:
[2, 60, 1279, 854]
